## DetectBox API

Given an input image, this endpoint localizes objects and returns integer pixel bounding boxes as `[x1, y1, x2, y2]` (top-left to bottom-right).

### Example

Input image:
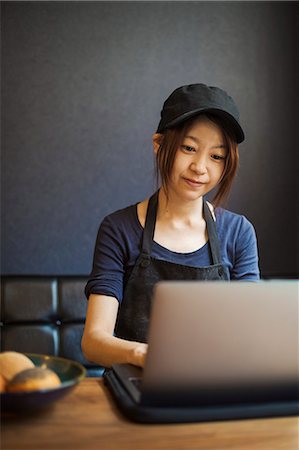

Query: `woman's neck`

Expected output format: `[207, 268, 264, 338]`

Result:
[157, 187, 205, 227]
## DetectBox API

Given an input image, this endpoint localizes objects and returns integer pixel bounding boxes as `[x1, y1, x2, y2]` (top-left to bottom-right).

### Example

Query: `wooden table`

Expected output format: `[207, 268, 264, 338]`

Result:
[2, 378, 298, 450]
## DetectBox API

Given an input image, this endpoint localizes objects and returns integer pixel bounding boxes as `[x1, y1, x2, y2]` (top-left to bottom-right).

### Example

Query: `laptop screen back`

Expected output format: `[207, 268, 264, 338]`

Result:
[141, 281, 299, 407]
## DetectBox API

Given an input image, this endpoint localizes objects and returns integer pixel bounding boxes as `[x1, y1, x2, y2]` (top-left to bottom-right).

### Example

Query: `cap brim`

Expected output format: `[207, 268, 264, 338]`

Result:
[157, 108, 245, 143]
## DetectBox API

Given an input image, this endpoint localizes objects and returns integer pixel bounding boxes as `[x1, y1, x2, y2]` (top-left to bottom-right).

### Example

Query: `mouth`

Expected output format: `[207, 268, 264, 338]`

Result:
[183, 178, 206, 188]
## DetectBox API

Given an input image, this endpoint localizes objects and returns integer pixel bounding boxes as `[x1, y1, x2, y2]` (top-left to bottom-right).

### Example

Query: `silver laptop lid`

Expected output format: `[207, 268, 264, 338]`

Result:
[141, 281, 298, 406]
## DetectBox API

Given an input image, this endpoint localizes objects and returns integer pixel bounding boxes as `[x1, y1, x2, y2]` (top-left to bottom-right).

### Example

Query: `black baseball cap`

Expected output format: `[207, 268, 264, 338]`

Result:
[156, 83, 245, 143]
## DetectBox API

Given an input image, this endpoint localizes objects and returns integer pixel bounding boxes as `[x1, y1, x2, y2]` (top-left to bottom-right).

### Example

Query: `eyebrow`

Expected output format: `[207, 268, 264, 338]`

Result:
[185, 135, 227, 150]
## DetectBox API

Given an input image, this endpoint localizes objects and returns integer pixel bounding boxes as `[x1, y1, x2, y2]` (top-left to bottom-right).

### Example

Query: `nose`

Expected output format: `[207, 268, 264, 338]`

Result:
[190, 156, 208, 175]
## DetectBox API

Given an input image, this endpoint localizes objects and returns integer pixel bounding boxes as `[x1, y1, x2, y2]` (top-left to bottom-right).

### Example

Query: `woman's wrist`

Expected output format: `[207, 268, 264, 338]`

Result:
[129, 343, 148, 368]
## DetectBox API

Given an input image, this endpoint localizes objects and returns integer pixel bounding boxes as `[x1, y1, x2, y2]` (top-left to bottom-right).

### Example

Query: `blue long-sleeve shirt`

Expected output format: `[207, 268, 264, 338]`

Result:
[85, 203, 260, 301]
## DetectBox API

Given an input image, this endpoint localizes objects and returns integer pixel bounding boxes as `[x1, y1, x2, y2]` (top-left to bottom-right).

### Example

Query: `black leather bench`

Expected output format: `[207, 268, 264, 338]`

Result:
[0, 276, 104, 377]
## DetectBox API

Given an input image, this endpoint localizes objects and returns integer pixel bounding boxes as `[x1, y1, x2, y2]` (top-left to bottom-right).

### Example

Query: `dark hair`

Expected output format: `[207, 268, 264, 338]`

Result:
[155, 113, 239, 207]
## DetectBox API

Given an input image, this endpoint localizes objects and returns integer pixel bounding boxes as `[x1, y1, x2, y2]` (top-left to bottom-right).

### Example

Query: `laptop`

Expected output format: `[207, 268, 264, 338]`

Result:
[104, 280, 299, 423]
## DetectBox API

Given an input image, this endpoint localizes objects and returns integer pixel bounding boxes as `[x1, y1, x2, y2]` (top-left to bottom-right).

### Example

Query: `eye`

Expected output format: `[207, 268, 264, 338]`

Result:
[211, 154, 226, 161]
[181, 145, 196, 153]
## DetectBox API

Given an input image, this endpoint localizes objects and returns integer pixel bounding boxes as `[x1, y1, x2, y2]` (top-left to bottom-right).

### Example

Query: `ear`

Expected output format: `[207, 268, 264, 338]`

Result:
[152, 133, 164, 155]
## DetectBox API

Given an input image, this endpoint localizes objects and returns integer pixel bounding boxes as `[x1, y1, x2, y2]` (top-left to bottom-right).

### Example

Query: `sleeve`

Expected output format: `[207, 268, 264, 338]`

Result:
[84, 214, 127, 302]
[231, 216, 260, 280]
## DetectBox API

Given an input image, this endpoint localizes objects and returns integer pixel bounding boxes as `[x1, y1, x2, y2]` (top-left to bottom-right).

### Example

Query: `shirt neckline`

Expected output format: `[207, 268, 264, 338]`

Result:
[134, 203, 213, 256]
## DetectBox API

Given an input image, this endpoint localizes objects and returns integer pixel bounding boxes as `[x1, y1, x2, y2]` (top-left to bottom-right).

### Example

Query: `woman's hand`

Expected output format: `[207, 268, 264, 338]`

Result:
[131, 343, 148, 368]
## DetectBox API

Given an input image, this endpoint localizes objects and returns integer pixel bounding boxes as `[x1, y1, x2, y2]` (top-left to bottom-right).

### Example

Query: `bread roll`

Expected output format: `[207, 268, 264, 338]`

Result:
[7, 367, 61, 392]
[0, 351, 35, 382]
[0, 373, 7, 393]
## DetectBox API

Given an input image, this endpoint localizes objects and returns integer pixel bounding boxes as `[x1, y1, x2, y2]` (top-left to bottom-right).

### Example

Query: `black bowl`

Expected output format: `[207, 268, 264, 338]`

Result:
[1, 353, 86, 412]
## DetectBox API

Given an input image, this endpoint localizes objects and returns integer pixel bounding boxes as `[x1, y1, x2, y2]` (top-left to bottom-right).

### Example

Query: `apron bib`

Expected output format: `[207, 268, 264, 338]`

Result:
[115, 191, 229, 342]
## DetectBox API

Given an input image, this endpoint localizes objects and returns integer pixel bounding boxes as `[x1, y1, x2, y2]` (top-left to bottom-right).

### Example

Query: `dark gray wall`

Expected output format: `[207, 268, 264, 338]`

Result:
[1, 1, 298, 277]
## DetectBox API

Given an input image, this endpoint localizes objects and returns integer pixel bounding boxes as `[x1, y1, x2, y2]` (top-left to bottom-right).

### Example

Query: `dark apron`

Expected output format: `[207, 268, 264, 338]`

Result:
[115, 191, 229, 342]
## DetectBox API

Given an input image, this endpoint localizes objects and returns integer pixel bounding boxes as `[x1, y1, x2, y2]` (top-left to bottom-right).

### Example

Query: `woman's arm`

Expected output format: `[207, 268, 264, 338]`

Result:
[81, 294, 148, 368]
[232, 216, 260, 280]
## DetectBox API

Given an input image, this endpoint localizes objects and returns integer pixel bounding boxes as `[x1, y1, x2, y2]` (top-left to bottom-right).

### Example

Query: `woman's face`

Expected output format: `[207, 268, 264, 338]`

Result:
[168, 116, 227, 202]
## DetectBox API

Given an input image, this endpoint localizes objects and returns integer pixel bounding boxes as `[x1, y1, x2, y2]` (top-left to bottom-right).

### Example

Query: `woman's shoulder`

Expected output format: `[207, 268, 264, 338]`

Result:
[215, 207, 256, 241]
[215, 206, 245, 220]
[214, 207, 258, 259]
[101, 202, 139, 230]
[95, 202, 143, 257]
[215, 206, 255, 234]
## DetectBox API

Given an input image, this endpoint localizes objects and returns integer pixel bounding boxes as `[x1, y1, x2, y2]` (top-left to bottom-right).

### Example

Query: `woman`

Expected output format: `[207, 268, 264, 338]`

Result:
[82, 83, 260, 369]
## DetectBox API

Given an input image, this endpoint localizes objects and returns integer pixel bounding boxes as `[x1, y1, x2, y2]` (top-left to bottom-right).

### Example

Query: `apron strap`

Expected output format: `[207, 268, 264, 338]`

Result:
[140, 190, 159, 258]
[141, 191, 222, 266]
[203, 200, 222, 265]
